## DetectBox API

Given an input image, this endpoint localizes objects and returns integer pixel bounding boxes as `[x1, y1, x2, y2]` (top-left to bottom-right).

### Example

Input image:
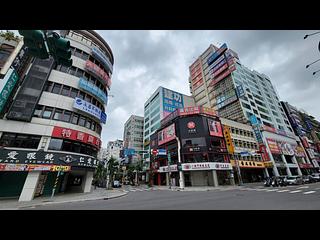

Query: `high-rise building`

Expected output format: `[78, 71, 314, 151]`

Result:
[143, 86, 195, 163]
[0, 30, 114, 201]
[123, 115, 144, 163]
[106, 140, 123, 162]
[281, 101, 320, 172]
[189, 43, 308, 178]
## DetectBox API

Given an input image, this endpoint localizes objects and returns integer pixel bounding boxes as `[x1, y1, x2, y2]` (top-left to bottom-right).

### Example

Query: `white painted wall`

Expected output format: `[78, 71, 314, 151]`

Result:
[18, 171, 41, 202]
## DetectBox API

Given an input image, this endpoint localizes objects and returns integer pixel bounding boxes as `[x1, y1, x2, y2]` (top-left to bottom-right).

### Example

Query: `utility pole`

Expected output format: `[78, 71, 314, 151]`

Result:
[176, 137, 185, 189]
[167, 150, 172, 189]
[235, 154, 243, 186]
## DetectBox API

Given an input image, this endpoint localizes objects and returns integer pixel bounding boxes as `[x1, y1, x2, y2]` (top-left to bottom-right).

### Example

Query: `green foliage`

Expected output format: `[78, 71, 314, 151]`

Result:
[0, 31, 20, 42]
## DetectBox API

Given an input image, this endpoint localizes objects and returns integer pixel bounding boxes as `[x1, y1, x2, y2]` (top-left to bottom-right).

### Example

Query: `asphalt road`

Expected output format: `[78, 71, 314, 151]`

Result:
[28, 182, 320, 210]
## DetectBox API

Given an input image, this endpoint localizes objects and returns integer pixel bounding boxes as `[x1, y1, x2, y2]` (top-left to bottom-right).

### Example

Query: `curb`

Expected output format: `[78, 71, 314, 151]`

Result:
[11, 192, 129, 210]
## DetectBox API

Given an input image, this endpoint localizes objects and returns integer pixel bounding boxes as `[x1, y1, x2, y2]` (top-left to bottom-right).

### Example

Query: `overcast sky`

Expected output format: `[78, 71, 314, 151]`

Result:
[95, 30, 320, 147]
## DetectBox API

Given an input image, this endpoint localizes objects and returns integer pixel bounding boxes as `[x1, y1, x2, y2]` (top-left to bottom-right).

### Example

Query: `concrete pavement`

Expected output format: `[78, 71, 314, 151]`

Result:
[0, 187, 127, 210]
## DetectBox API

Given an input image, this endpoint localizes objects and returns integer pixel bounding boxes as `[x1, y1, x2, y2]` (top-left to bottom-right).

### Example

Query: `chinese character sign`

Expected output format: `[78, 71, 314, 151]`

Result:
[208, 119, 223, 137]
[162, 88, 184, 116]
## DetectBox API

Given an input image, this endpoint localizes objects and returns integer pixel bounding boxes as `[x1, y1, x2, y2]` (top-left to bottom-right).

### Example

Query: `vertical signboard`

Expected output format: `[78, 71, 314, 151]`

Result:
[223, 125, 234, 154]
[208, 119, 223, 137]
[266, 138, 281, 154]
[0, 68, 19, 114]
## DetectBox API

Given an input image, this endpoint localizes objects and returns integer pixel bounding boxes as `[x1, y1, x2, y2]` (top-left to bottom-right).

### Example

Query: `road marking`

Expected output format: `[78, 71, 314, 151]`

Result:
[303, 191, 316, 195]
[297, 186, 309, 189]
[266, 189, 279, 192]
[277, 190, 290, 192]
[289, 190, 302, 193]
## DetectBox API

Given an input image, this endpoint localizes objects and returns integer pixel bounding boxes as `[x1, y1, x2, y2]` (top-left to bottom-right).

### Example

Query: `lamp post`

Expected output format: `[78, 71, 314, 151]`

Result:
[304, 31, 320, 39]
[306, 58, 320, 68]
[175, 136, 185, 189]
[312, 69, 320, 75]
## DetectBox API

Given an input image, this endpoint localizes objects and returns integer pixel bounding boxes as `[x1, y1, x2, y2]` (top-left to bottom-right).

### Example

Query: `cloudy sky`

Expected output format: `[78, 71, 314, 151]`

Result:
[95, 30, 320, 147]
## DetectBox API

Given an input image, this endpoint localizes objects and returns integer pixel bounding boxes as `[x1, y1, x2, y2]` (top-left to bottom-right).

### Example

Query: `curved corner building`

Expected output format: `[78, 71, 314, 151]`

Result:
[0, 30, 114, 201]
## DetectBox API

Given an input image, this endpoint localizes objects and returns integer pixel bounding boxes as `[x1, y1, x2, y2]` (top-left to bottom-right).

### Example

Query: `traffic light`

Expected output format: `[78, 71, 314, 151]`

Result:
[18, 30, 49, 59]
[47, 32, 73, 67]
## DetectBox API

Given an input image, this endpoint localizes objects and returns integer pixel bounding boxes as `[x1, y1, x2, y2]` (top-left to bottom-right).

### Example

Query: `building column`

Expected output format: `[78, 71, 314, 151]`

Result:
[212, 170, 219, 187]
[82, 171, 94, 193]
[281, 154, 292, 177]
[264, 168, 270, 178]
[292, 156, 303, 176]
[166, 173, 169, 186]
[19, 171, 41, 202]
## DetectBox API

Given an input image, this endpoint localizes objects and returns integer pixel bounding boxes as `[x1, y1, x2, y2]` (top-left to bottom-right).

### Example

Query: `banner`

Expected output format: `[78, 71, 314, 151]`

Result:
[208, 119, 223, 137]
[223, 125, 234, 154]
[85, 60, 110, 88]
[91, 47, 113, 74]
[73, 97, 102, 120]
[183, 162, 232, 171]
[294, 146, 306, 157]
[278, 142, 295, 156]
[162, 88, 184, 115]
[266, 138, 281, 154]
[209, 65, 236, 87]
[158, 123, 176, 145]
[207, 43, 228, 66]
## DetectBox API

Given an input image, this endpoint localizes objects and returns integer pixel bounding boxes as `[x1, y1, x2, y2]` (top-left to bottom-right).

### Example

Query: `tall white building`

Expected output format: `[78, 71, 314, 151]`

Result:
[106, 140, 123, 162]
[123, 115, 144, 163]
[143, 86, 195, 162]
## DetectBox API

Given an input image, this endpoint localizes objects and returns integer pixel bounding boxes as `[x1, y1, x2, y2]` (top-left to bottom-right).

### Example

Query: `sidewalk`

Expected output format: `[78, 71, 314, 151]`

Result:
[0, 187, 128, 210]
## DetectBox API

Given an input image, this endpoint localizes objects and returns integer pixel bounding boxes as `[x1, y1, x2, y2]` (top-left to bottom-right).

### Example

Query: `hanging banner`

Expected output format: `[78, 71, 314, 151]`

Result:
[278, 142, 295, 156]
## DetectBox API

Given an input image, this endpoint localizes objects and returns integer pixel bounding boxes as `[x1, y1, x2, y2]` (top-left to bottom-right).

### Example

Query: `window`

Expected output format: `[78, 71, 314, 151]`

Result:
[52, 83, 62, 94]
[70, 88, 78, 98]
[44, 81, 53, 92]
[91, 121, 96, 131]
[82, 52, 89, 60]
[86, 119, 91, 129]
[79, 116, 86, 127]
[85, 94, 91, 103]
[69, 66, 77, 75]
[53, 109, 63, 120]
[33, 105, 43, 117]
[0, 133, 40, 149]
[71, 113, 79, 125]
[61, 85, 71, 97]
[242, 102, 251, 110]
[60, 65, 69, 73]
[63, 110, 72, 122]
[43, 107, 53, 119]
[48, 138, 63, 150]
[76, 68, 84, 78]
[78, 91, 85, 100]
[74, 48, 82, 58]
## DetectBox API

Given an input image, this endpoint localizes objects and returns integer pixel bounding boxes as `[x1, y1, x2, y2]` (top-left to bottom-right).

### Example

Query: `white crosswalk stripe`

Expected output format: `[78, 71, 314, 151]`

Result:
[266, 189, 279, 192]
[303, 191, 316, 195]
[289, 190, 302, 193]
[277, 190, 290, 192]
[297, 186, 309, 189]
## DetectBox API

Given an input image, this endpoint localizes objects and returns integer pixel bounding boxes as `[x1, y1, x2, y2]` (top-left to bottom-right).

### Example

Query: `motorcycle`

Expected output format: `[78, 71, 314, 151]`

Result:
[278, 177, 288, 187]
[271, 177, 279, 187]
[264, 178, 272, 187]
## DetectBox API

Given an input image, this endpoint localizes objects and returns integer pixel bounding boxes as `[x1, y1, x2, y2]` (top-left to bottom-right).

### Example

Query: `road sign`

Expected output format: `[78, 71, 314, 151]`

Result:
[158, 149, 167, 156]
[152, 149, 158, 156]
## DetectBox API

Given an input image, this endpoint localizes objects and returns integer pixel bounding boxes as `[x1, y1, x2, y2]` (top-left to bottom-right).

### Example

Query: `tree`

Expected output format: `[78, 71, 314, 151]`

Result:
[93, 162, 106, 186]
[0, 31, 20, 42]
[107, 156, 119, 189]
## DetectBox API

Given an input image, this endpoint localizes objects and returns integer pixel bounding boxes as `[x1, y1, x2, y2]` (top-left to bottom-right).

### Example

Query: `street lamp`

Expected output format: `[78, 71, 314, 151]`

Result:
[312, 69, 320, 75]
[303, 31, 320, 39]
[306, 58, 320, 68]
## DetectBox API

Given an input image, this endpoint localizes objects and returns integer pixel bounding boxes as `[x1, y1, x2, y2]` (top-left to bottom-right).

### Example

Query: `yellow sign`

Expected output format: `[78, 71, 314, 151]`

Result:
[223, 125, 235, 154]
[263, 161, 274, 168]
[51, 165, 71, 172]
[230, 160, 265, 168]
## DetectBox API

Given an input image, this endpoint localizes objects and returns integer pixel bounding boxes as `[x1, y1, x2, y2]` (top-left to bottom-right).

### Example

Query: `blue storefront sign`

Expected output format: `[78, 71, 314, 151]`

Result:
[236, 85, 245, 98]
[91, 47, 113, 74]
[100, 111, 107, 124]
[162, 88, 184, 114]
[73, 97, 106, 123]
[207, 43, 228, 66]
[78, 77, 108, 104]
[124, 148, 135, 157]
[250, 114, 259, 126]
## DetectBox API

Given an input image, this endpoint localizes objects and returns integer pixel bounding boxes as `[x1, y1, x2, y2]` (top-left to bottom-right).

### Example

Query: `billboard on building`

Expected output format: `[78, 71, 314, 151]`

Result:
[278, 142, 294, 156]
[158, 123, 176, 145]
[266, 138, 281, 154]
[208, 119, 223, 137]
[162, 88, 184, 118]
[207, 43, 228, 66]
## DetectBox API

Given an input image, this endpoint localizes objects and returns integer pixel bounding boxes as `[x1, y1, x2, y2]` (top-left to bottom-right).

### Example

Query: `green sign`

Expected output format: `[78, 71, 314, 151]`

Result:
[0, 69, 19, 113]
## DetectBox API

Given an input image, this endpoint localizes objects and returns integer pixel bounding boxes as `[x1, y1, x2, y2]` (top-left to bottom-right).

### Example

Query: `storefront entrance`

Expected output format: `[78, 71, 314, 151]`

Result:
[239, 168, 265, 183]
[0, 172, 28, 198]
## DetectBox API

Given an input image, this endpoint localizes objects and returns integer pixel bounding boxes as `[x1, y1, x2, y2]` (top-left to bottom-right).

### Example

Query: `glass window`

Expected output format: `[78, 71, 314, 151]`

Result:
[43, 107, 53, 119]
[82, 52, 89, 60]
[78, 91, 85, 100]
[69, 66, 77, 76]
[71, 113, 79, 125]
[79, 116, 86, 126]
[53, 109, 63, 120]
[74, 48, 82, 58]
[70, 88, 78, 98]
[86, 119, 91, 129]
[61, 85, 70, 96]
[60, 65, 69, 73]
[48, 138, 63, 150]
[76, 68, 84, 78]
[91, 121, 96, 131]
[33, 105, 43, 117]
[85, 94, 91, 103]
[63, 110, 72, 122]
[44, 81, 53, 92]
[52, 83, 62, 94]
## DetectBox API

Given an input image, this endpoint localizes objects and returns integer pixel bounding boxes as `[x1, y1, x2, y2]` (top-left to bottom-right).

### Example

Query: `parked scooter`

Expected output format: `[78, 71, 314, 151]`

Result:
[271, 177, 279, 187]
[278, 177, 288, 187]
[264, 177, 272, 187]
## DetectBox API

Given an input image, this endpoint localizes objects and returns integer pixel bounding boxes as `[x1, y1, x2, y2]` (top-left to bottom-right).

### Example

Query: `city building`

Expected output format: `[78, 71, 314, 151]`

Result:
[97, 147, 108, 161]
[150, 106, 232, 187]
[123, 115, 144, 163]
[189, 43, 307, 177]
[220, 117, 268, 183]
[106, 140, 123, 162]
[0, 30, 114, 201]
[143, 86, 195, 162]
[281, 101, 320, 173]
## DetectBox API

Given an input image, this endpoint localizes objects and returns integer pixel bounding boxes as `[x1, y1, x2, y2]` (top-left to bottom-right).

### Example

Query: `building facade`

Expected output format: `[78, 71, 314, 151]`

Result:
[189, 43, 308, 178]
[0, 30, 114, 201]
[143, 86, 195, 163]
[281, 101, 320, 173]
[106, 140, 123, 162]
[123, 115, 144, 163]
[150, 106, 232, 187]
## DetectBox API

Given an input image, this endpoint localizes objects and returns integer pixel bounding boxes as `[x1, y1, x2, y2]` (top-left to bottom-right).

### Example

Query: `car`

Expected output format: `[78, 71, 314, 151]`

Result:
[112, 180, 122, 188]
[311, 173, 320, 182]
[302, 175, 312, 184]
[286, 176, 303, 185]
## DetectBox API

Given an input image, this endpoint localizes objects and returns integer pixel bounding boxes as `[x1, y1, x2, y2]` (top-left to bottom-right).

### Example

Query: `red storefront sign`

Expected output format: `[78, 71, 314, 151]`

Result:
[266, 138, 281, 154]
[85, 60, 111, 88]
[298, 163, 313, 169]
[52, 126, 101, 149]
[209, 65, 236, 87]
[178, 106, 201, 116]
[259, 144, 270, 162]
[208, 119, 223, 137]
